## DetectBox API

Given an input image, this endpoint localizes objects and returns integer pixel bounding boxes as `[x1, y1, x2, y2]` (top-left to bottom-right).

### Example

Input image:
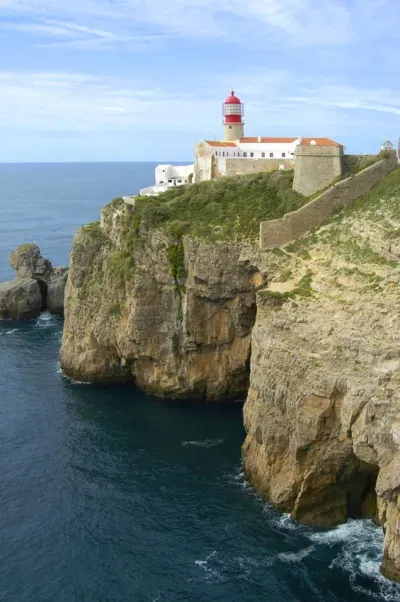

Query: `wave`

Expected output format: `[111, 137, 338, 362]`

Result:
[181, 438, 225, 448]
[278, 546, 315, 563]
[5, 328, 18, 335]
[56, 361, 91, 385]
[308, 519, 400, 601]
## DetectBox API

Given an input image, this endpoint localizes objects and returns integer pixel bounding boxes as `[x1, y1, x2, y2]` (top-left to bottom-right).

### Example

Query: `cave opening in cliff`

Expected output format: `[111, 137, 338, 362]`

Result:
[346, 462, 379, 521]
[37, 280, 48, 311]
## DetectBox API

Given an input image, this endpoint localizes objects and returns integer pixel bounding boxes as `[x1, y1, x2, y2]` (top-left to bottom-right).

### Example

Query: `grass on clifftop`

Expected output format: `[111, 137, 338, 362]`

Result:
[129, 170, 307, 242]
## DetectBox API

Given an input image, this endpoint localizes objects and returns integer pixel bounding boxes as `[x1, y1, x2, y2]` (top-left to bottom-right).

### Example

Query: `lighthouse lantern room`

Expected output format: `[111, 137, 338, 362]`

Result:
[222, 91, 244, 142]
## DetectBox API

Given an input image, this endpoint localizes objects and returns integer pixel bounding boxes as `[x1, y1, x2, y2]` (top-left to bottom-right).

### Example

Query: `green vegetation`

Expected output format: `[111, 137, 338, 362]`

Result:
[81, 221, 103, 242]
[108, 196, 124, 209]
[259, 271, 313, 305]
[168, 240, 186, 280]
[278, 269, 293, 282]
[107, 250, 134, 285]
[108, 304, 122, 317]
[124, 170, 307, 242]
[343, 154, 380, 177]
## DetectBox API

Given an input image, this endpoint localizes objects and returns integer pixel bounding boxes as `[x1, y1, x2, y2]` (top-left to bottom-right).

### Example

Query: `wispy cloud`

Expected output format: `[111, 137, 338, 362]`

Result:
[286, 84, 400, 117]
[0, 0, 354, 47]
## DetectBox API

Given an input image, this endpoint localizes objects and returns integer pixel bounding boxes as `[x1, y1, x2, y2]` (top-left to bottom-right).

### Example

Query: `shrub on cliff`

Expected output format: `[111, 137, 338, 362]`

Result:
[127, 170, 307, 242]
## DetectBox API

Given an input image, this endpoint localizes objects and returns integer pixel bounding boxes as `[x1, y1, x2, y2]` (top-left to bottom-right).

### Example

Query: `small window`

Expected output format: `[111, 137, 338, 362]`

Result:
[243, 152, 247, 157]
[168, 179, 172, 183]
[282, 153, 286, 157]
[250, 152, 254, 157]
[269, 152, 274, 158]
[159, 180, 164, 184]
[178, 179, 182, 183]
[229, 126, 232, 129]
[261, 152, 265, 158]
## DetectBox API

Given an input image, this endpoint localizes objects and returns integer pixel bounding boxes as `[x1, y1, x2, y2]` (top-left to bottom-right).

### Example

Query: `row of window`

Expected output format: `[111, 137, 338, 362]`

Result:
[159, 179, 184, 184]
[215, 151, 294, 158]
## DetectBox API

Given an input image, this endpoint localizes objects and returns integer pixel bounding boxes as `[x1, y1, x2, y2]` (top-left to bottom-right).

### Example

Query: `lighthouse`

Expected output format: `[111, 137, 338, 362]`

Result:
[222, 90, 244, 142]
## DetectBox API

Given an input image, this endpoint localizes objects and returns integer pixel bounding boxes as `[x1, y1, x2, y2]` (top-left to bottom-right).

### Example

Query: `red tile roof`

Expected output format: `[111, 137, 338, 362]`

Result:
[240, 137, 298, 143]
[204, 137, 341, 147]
[205, 140, 237, 147]
[299, 137, 340, 147]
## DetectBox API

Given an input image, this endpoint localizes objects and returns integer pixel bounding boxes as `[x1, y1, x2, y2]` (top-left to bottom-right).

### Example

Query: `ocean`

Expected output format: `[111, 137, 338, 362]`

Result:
[0, 162, 399, 601]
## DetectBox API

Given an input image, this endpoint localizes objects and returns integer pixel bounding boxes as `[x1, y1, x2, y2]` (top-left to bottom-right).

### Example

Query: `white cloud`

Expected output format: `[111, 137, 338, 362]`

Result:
[0, 0, 354, 47]
[286, 84, 400, 118]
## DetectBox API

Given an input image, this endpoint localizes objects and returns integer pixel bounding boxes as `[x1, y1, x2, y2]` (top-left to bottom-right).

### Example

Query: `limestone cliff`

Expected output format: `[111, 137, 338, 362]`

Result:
[242, 168, 400, 581]
[60, 199, 261, 399]
[60, 168, 400, 581]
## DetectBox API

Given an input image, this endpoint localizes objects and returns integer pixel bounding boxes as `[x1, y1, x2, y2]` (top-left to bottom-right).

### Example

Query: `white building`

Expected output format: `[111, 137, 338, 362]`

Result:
[137, 90, 341, 195]
[140, 164, 194, 196]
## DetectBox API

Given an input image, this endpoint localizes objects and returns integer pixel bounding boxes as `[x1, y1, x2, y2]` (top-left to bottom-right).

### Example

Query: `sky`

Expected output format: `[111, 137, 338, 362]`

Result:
[0, 0, 399, 161]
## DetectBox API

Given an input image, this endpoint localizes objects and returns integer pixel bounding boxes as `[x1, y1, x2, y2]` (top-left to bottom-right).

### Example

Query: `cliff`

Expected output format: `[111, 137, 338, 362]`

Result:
[243, 167, 400, 580]
[60, 166, 400, 581]
[60, 171, 305, 398]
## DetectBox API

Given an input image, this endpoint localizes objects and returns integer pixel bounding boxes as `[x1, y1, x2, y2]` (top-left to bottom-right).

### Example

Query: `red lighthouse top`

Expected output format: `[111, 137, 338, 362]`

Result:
[224, 90, 241, 104]
[223, 90, 244, 123]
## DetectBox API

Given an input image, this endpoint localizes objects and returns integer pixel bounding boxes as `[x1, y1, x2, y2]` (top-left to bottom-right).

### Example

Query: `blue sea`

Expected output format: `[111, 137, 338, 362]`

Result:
[1, 163, 400, 602]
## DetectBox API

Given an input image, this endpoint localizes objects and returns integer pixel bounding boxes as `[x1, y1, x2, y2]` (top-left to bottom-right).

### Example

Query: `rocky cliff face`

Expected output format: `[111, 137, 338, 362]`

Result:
[242, 168, 400, 581]
[60, 199, 262, 399]
[60, 169, 400, 582]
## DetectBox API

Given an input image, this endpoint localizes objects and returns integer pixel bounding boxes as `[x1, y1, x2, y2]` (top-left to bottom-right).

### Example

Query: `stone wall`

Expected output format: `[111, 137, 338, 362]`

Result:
[260, 153, 398, 249]
[193, 141, 213, 183]
[293, 145, 344, 196]
[212, 157, 294, 179]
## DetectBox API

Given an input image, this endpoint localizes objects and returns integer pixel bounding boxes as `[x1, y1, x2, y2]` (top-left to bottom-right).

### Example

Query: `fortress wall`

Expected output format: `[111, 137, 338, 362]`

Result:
[293, 145, 343, 197]
[211, 157, 294, 179]
[260, 154, 398, 249]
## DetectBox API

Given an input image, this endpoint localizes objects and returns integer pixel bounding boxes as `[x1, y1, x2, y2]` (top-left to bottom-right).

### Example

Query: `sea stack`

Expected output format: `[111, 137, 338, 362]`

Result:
[0, 244, 68, 320]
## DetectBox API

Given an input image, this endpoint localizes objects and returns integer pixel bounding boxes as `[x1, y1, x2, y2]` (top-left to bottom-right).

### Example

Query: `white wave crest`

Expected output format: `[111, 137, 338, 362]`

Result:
[278, 546, 315, 563]
[181, 438, 224, 448]
[309, 519, 400, 601]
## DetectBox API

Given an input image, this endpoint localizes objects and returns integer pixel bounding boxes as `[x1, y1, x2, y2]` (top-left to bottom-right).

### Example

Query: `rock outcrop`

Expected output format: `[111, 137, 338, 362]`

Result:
[60, 200, 261, 398]
[0, 278, 42, 320]
[0, 244, 68, 320]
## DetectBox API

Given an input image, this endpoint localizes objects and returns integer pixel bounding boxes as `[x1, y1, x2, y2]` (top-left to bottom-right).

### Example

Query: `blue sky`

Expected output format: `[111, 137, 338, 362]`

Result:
[0, 0, 399, 161]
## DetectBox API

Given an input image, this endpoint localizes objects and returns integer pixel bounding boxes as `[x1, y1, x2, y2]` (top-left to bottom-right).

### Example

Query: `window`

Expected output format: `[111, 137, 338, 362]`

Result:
[282, 153, 286, 157]
[262, 153, 265, 158]
[178, 179, 182, 183]
[229, 126, 232, 129]
[159, 180, 164, 184]
[168, 179, 172, 183]
[243, 152, 247, 157]
[269, 152, 274, 158]
[250, 152, 254, 157]
[222, 151, 225, 157]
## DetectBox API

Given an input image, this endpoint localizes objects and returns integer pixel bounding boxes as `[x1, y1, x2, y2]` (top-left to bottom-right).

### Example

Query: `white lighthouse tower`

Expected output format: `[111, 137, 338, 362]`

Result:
[222, 90, 244, 142]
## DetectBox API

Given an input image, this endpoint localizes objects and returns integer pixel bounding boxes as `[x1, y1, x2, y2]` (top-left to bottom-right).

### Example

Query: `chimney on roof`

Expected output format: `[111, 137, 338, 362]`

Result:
[258, 136, 262, 142]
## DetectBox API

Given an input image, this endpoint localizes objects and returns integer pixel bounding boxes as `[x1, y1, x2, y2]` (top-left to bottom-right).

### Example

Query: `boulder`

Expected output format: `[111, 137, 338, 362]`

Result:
[47, 269, 68, 315]
[0, 278, 42, 320]
[9, 243, 52, 282]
